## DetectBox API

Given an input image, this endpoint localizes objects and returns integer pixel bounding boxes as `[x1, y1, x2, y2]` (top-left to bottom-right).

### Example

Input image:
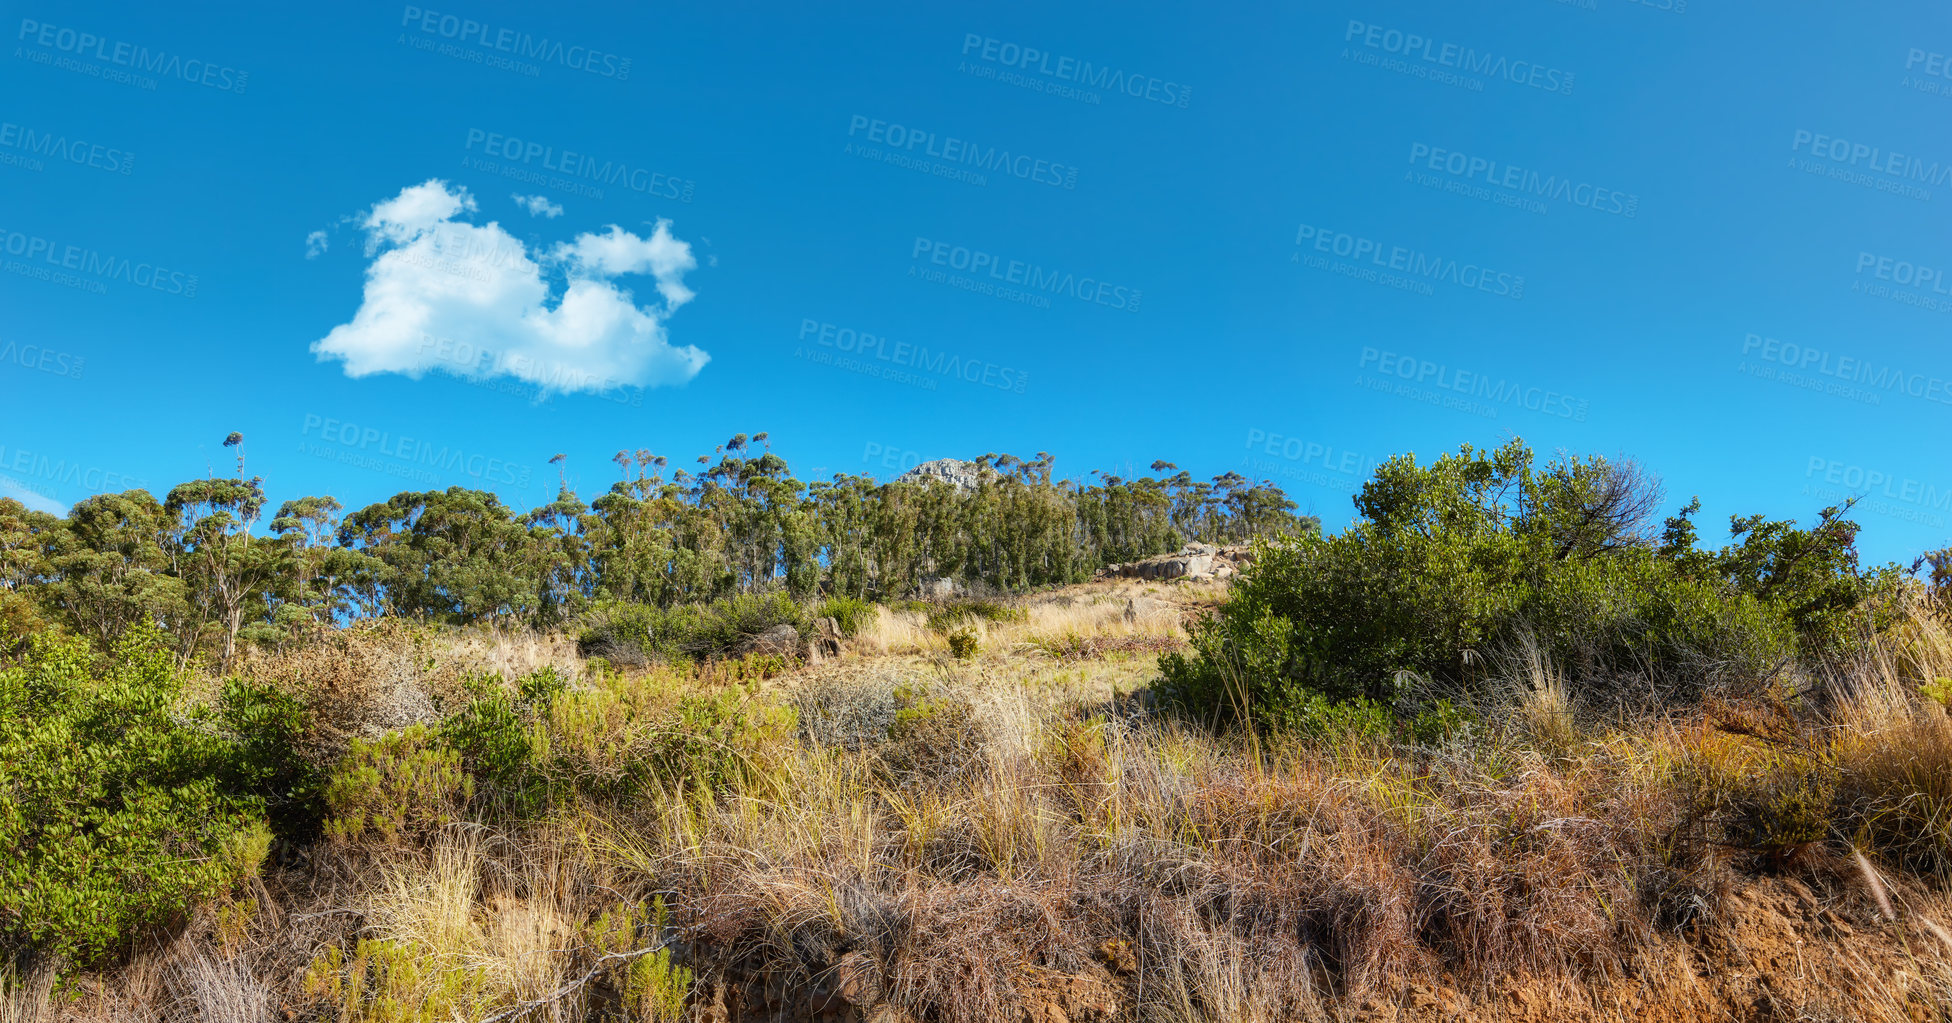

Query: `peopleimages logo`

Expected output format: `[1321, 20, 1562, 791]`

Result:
[1905, 48, 1952, 81]
[15, 18, 249, 93]
[1343, 20, 1574, 96]
[299, 414, 533, 487]
[1854, 251, 1952, 296]
[1243, 430, 1377, 476]
[958, 34, 1190, 108]
[1358, 347, 1589, 420]
[0, 444, 144, 495]
[1790, 129, 1952, 196]
[0, 121, 133, 175]
[399, 7, 631, 79]
[1406, 143, 1636, 218]
[1806, 457, 1952, 517]
[463, 129, 693, 202]
[0, 339, 85, 379]
[909, 236, 1142, 312]
[1740, 332, 1952, 406]
[1294, 222, 1525, 300]
[797, 319, 1029, 394]
[0, 227, 198, 296]
[846, 116, 1078, 189]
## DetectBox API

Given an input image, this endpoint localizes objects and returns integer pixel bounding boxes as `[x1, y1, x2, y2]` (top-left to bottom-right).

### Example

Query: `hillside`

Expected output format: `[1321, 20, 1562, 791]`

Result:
[6, 574, 1950, 1022]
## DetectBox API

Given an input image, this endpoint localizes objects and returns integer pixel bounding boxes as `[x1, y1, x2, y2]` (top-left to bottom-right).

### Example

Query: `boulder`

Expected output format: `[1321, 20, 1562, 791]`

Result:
[805, 616, 844, 664]
[739, 623, 801, 658]
[1097, 544, 1248, 583]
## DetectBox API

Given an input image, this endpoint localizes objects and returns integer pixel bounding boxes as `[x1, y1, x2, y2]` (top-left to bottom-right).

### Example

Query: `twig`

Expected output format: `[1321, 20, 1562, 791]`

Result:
[477, 940, 675, 1023]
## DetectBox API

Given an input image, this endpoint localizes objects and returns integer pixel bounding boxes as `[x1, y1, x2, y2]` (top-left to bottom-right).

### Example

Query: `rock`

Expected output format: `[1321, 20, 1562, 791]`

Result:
[1098, 544, 1250, 583]
[740, 623, 801, 658]
[894, 458, 984, 493]
[917, 575, 964, 598]
[806, 616, 845, 664]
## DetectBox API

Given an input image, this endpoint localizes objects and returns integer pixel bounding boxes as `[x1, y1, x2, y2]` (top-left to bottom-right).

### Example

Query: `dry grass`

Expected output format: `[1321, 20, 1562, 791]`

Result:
[39, 592, 1952, 1022]
[851, 581, 1192, 663]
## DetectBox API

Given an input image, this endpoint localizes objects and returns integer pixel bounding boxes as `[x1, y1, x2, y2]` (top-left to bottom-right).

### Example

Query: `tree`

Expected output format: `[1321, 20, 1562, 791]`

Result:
[166, 467, 283, 670]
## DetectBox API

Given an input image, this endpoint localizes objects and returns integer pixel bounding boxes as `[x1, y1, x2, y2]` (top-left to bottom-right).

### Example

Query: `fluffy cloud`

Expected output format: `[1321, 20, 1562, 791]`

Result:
[512, 193, 564, 218]
[305, 230, 329, 259]
[312, 179, 706, 395]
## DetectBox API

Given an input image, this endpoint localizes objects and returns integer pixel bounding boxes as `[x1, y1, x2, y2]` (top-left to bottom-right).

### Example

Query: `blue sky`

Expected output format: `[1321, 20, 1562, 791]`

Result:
[2, 0, 1948, 564]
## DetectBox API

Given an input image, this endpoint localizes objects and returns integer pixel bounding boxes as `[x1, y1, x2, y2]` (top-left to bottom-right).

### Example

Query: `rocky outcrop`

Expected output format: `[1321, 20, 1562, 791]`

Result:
[894, 458, 984, 493]
[805, 616, 845, 664]
[738, 623, 802, 658]
[1097, 542, 1253, 583]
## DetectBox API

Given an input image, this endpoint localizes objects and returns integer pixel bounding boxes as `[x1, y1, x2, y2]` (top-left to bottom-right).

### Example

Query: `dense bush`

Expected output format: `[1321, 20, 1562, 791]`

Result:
[0, 628, 275, 987]
[321, 724, 471, 845]
[1164, 440, 1894, 726]
[578, 593, 806, 663]
[815, 595, 875, 636]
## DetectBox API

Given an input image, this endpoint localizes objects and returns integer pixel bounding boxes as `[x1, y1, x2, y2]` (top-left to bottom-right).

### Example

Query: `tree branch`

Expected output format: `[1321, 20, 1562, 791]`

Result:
[477, 940, 675, 1023]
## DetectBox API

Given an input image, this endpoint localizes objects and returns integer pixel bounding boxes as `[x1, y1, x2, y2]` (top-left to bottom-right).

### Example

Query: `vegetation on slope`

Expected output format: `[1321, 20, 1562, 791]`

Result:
[3, 438, 1952, 1022]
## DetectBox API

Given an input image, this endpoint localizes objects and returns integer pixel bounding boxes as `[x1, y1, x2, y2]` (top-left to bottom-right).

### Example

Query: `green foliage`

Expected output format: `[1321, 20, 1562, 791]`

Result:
[590, 898, 690, 1022]
[441, 692, 539, 810]
[211, 677, 324, 839]
[322, 725, 471, 844]
[579, 592, 806, 663]
[947, 627, 980, 661]
[1728, 769, 1835, 863]
[660, 687, 799, 794]
[0, 628, 269, 968]
[925, 597, 1026, 632]
[1166, 440, 1890, 731]
[302, 937, 492, 1023]
[815, 595, 875, 636]
[6, 442, 1313, 659]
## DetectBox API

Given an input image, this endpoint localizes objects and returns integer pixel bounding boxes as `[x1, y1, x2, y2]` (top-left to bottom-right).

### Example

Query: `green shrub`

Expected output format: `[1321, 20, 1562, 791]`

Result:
[211, 677, 324, 840]
[947, 626, 980, 660]
[926, 597, 1025, 632]
[322, 725, 471, 844]
[656, 685, 798, 795]
[442, 693, 540, 812]
[1728, 770, 1834, 865]
[1163, 440, 1885, 730]
[578, 593, 806, 662]
[816, 595, 875, 636]
[0, 628, 271, 975]
[589, 898, 690, 1023]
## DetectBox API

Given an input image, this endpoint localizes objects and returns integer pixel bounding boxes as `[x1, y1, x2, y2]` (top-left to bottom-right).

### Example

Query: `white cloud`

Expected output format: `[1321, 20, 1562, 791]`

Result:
[0, 476, 65, 515]
[305, 230, 329, 259]
[312, 179, 707, 396]
[512, 193, 564, 218]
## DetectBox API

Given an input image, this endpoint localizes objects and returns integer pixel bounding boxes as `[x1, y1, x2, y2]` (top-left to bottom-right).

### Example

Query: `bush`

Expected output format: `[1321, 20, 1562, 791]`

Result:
[816, 595, 875, 636]
[0, 628, 272, 978]
[578, 593, 806, 663]
[211, 677, 324, 840]
[947, 627, 980, 660]
[881, 683, 985, 782]
[322, 725, 471, 844]
[1164, 441, 1886, 729]
[926, 597, 1025, 632]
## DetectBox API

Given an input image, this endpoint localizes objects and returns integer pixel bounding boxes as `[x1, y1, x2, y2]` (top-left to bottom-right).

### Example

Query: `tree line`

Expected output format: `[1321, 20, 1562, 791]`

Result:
[0, 432, 1311, 666]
